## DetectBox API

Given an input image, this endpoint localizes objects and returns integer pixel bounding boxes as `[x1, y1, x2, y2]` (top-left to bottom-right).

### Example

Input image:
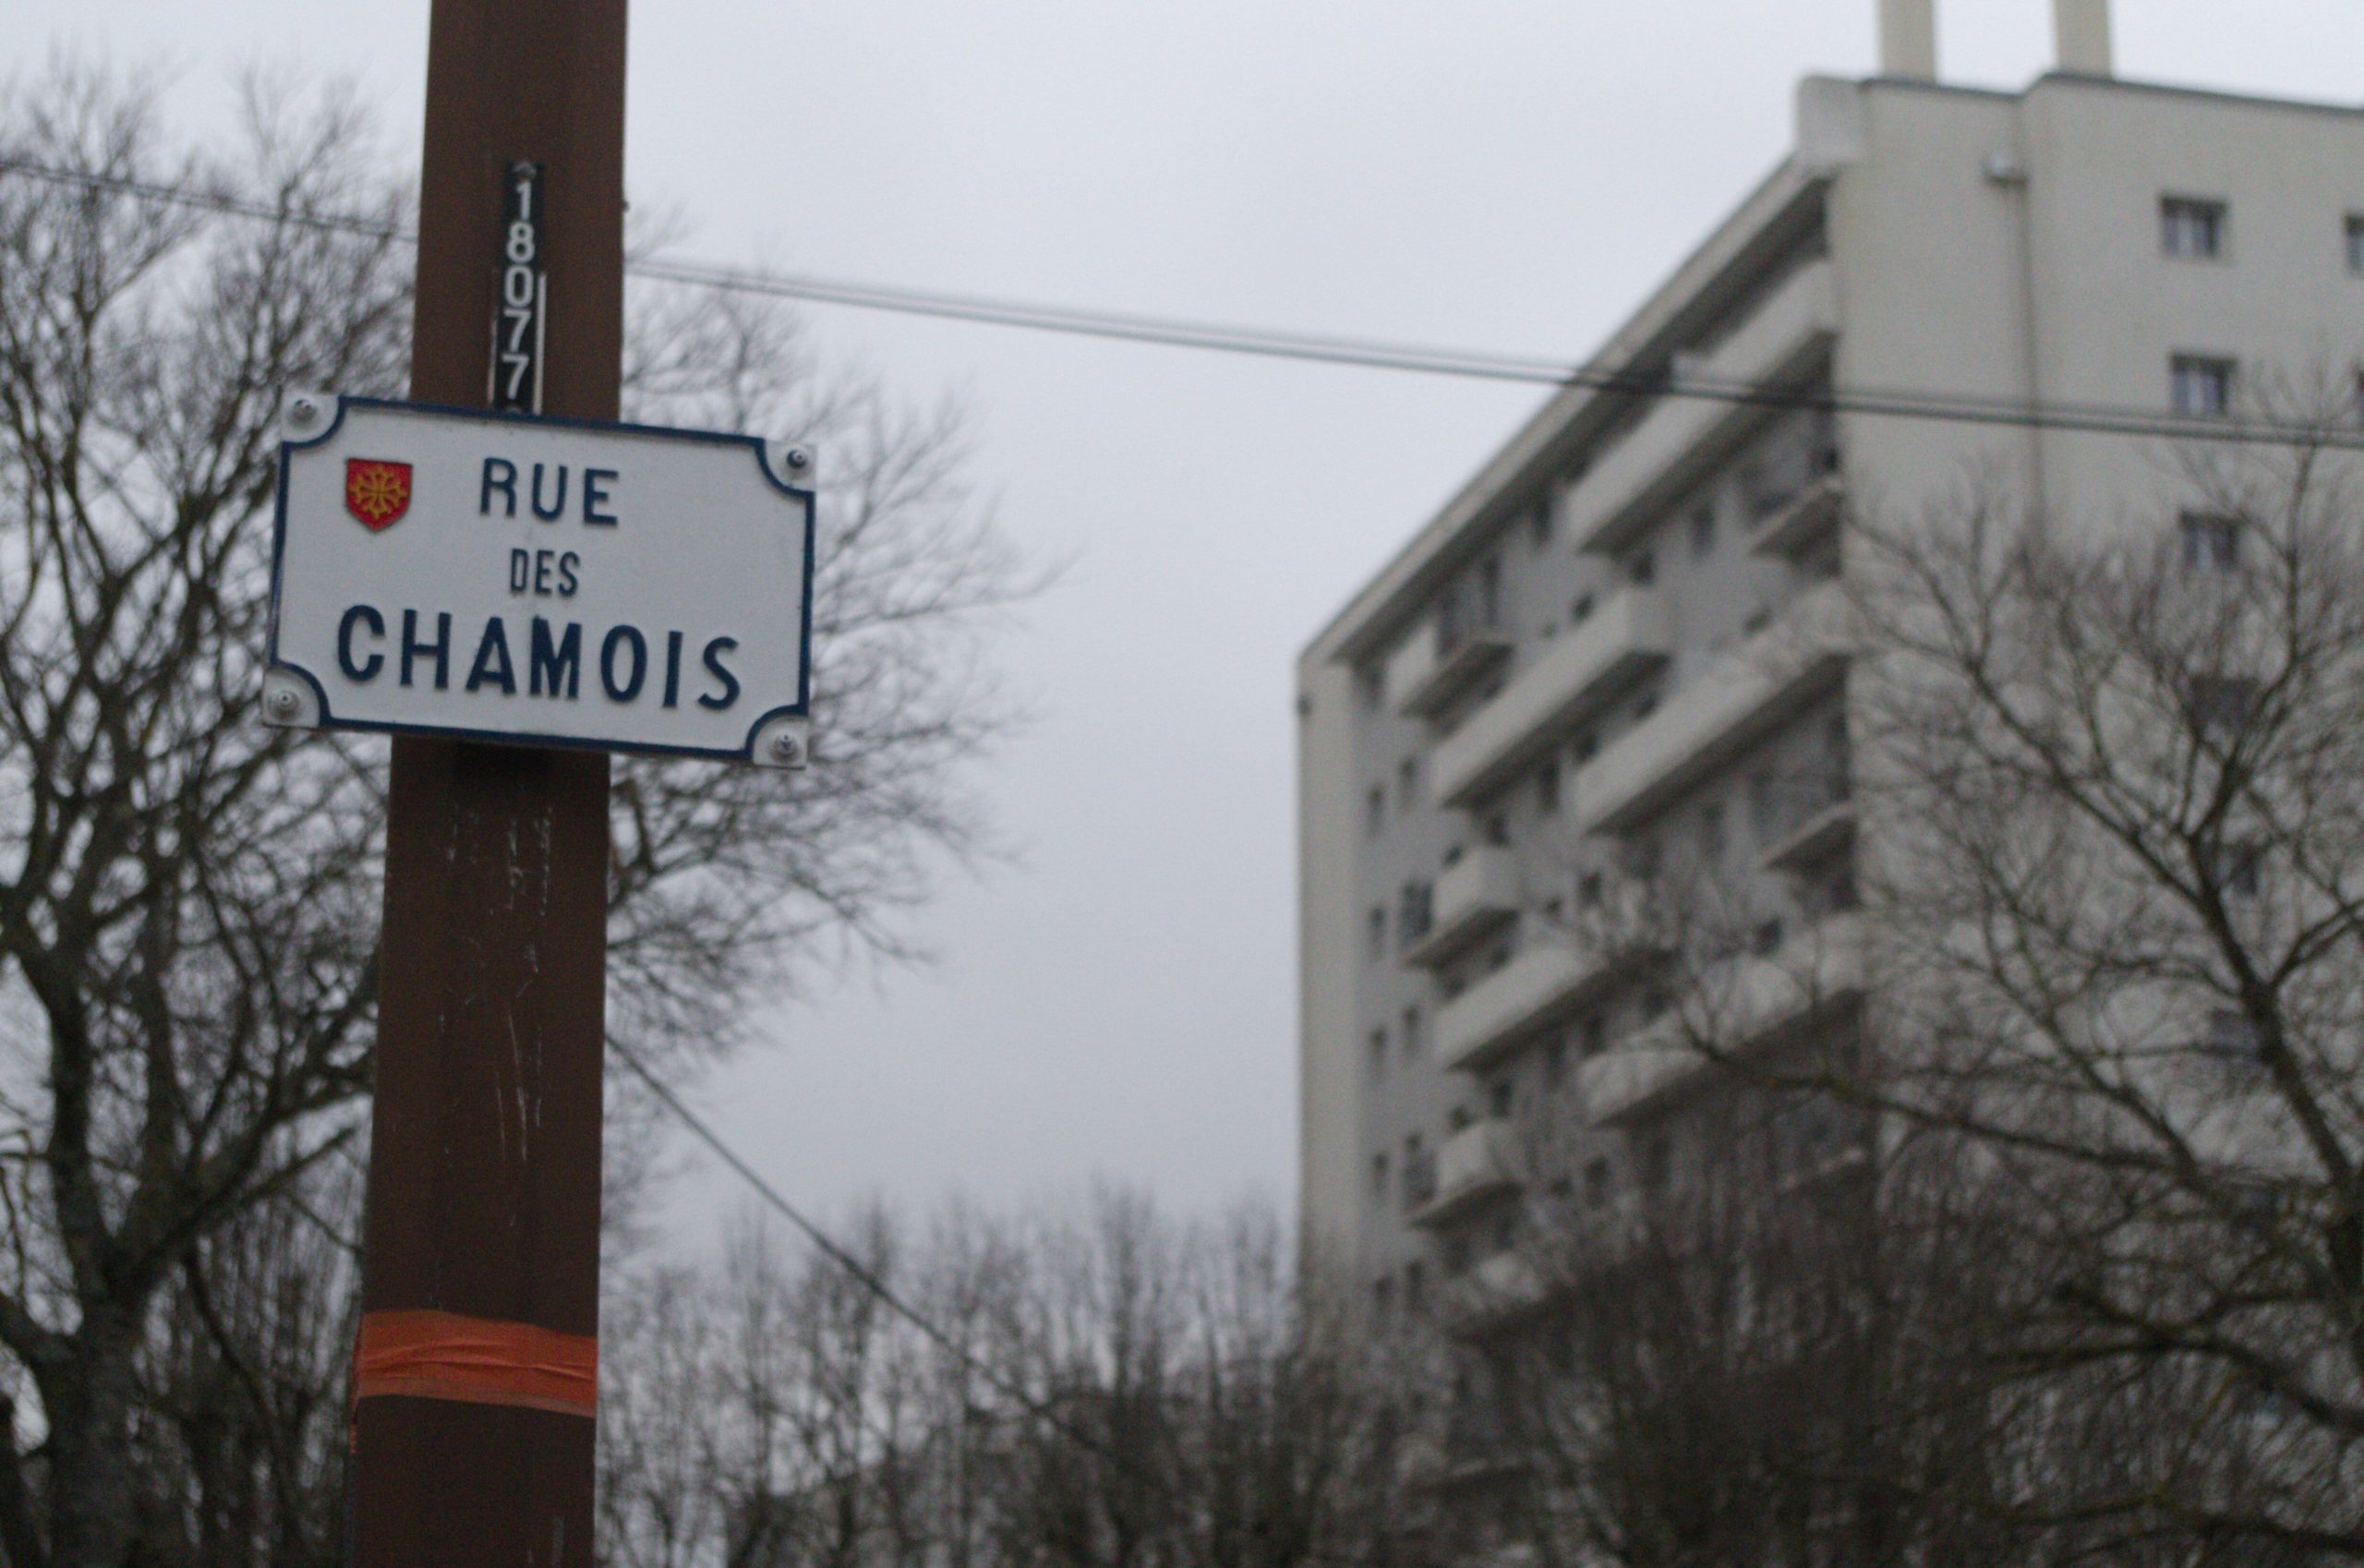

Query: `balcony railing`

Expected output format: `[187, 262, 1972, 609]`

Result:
[1578, 912, 1868, 1126]
[1436, 944, 1619, 1075]
[1574, 583, 1852, 838]
[1430, 587, 1673, 809]
[1401, 847, 1521, 971]
[1408, 1118, 1522, 1229]
[1750, 473, 1845, 563]
[1760, 786, 1855, 875]
[1384, 619, 1514, 721]
[1565, 259, 1839, 557]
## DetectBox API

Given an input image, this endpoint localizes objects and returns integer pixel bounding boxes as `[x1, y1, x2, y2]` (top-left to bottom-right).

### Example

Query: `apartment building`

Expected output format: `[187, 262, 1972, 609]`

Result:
[1297, 0, 2364, 1321]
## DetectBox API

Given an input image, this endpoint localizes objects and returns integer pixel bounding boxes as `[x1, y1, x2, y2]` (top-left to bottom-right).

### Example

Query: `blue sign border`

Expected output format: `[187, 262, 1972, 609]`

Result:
[264, 394, 818, 763]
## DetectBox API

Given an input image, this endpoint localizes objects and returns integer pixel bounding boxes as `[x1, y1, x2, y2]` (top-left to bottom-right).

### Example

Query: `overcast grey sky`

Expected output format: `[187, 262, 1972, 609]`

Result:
[13, 0, 2364, 1241]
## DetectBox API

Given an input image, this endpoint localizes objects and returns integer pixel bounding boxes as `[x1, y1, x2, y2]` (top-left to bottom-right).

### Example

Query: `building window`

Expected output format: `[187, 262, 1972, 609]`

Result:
[1403, 1260, 1425, 1310]
[1748, 767, 1781, 844]
[1478, 557, 1502, 629]
[1367, 907, 1386, 960]
[1689, 504, 1717, 559]
[2160, 196, 2227, 260]
[1399, 882, 1433, 947]
[2201, 1010, 2265, 1080]
[1576, 870, 1603, 910]
[1396, 754, 1419, 812]
[1489, 1079, 1514, 1119]
[1530, 496, 1554, 549]
[1544, 1040, 1567, 1089]
[1364, 786, 1385, 838]
[1369, 1028, 1389, 1079]
[1754, 918, 1785, 956]
[1371, 1275, 1393, 1314]
[2180, 513, 2241, 572]
[1402, 1136, 1433, 1213]
[1483, 813, 1509, 848]
[1623, 835, 1660, 882]
[1537, 759, 1562, 816]
[1639, 1131, 1671, 1194]
[1629, 549, 1657, 587]
[1402, 1006, 1423, 1058]
[1584, 1157, 1614, 1210]
[2172, 355, 2236, 418]
[2346, 214, 2364, 275]
[2188, 674, 2257, 732]
[1369, 1152, 1391, 1201]
[1697, 802, 1726, 865]
[2216, 839, 2264, 899]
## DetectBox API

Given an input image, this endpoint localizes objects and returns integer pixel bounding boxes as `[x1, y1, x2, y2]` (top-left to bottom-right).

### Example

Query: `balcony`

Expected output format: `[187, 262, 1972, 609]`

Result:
[1444, 1250, 1550, 1334]
[1431, 588, 1674, 809]
[1573, 583, 1851, 838]
[1565, 259, 1839, 557]
[1409, 1119, 1522, 1229]
[1749, 475, 1845, 562]
[1761, 796, 1854, 875]
[1436, 944, 1618, 1075]
[1580, 912, 1868, 1126]
[1576, 1043, 1699, 1128]
[1401, 847, 1521, 971]
[1384, 621, 1514, 721]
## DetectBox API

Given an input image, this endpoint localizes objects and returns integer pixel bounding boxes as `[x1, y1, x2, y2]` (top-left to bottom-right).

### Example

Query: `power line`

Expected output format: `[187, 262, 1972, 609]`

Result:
[6, 154, 2361, 451]
[605, 1036, 1129, 1470]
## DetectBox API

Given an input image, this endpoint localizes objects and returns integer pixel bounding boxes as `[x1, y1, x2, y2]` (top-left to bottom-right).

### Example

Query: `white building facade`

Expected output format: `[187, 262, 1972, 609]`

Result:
[1297, 7, 2364, 1315]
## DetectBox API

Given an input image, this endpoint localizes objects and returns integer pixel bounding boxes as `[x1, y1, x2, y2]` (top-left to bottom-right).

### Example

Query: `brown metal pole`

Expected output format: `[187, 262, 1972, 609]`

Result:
[353, 1, 625, 1562]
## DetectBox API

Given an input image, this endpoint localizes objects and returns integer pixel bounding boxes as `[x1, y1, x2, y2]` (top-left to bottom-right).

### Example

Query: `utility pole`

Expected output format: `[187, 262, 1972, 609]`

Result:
[350, 0, 624, 1561]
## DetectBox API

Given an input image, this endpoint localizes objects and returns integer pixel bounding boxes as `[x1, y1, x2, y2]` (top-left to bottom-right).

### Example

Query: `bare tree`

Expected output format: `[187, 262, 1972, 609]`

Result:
[1835, 411, 2364, 1558]
[597, 1193, 1442, 1568]
[0, 58, 1036, 1567]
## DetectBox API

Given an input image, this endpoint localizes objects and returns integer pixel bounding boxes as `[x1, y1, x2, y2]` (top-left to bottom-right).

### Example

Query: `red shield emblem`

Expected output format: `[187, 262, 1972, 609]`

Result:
[345, 458, 412, 531]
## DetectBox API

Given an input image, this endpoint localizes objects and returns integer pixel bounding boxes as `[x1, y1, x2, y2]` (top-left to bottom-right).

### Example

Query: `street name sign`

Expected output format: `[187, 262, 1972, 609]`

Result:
[263, 395, 815, 766]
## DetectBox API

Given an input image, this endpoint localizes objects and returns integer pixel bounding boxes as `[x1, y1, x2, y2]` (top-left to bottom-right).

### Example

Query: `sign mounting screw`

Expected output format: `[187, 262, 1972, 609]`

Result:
[287, 395, 320, 429]
[771, 733, 802, 764]
[782, 447, 812, 474]
[268, 688, 301, 718]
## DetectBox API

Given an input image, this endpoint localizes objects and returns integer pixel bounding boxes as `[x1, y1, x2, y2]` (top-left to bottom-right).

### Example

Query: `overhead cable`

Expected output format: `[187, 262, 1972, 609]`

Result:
[607, 1037, 1148, 1470]
[4, 154, 2358, 452]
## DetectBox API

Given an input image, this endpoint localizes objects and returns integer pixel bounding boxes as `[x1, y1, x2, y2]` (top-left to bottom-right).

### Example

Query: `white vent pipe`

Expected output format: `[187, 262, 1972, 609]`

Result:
[2055, 0, 2114, 76]
[1876, 0, 1938, 78]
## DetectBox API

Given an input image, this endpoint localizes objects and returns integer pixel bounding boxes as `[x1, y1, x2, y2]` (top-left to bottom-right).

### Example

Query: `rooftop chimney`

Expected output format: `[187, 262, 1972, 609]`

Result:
[2055, 0, 2114, 76]
[1877, 0, 1938, 78]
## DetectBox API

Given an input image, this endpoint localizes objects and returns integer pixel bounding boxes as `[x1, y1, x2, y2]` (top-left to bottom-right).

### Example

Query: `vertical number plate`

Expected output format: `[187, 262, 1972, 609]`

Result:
[490, 160, 546, 413]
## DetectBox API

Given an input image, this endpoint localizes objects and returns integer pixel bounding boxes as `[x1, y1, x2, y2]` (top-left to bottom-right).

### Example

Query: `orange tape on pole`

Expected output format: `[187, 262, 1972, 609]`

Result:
[355, 1309, 597, 1420]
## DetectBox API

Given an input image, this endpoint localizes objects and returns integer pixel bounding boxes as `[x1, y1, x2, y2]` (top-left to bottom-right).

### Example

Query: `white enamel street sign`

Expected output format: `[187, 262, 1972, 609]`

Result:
[263, 395, 815, 766]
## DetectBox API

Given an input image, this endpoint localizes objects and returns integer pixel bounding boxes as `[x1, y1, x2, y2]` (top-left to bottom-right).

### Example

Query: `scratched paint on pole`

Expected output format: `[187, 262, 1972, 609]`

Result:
[263, 396, 815, 765]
